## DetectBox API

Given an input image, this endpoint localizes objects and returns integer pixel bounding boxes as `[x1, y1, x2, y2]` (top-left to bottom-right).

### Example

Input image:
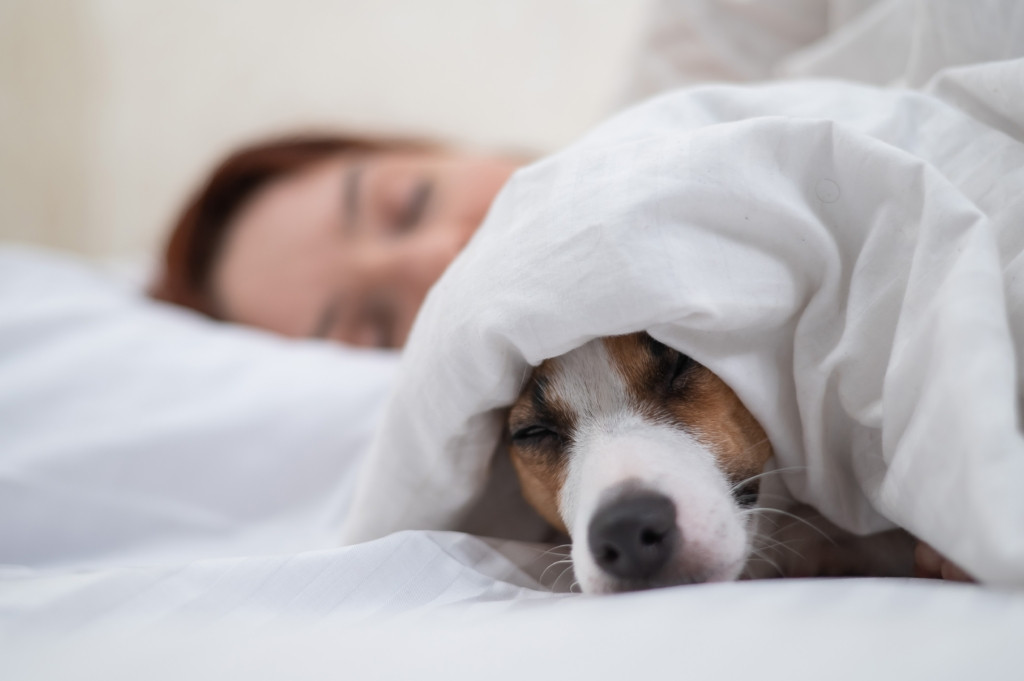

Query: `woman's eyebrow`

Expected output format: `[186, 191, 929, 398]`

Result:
[343, 165, 363, 235]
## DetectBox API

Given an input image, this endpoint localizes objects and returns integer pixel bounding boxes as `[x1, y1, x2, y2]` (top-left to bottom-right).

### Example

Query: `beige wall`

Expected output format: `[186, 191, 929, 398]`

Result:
[0, 0, 650, 261]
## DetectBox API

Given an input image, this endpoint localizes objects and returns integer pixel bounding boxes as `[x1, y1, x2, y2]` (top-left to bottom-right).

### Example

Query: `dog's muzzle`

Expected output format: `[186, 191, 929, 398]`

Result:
[587, 490, 678, 584]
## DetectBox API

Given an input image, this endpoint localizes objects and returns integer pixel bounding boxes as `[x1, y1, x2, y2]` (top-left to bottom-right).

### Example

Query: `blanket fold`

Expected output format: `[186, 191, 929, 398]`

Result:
[344, 40, 1024, 587]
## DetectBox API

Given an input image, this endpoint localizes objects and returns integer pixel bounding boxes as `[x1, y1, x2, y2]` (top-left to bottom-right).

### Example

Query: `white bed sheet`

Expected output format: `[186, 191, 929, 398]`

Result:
[0, 247, 398, 568]
[2, 534, 1023, 680]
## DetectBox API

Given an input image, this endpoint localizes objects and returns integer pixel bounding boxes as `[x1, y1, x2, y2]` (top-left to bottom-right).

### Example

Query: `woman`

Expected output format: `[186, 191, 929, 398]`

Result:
[152, 135, 521, 348]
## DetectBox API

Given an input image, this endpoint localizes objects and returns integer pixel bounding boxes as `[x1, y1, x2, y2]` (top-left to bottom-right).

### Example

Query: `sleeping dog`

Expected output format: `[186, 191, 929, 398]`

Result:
[507, 332, 963, 593]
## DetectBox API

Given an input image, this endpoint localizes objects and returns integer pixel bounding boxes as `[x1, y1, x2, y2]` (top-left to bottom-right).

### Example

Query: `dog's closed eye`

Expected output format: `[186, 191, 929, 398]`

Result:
[510, 423, 561, 445]
[732, 481, 760, 508]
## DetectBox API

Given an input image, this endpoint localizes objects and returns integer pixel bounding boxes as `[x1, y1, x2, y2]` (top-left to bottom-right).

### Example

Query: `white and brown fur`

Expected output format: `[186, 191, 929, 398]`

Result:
[507, 332, 920, 594]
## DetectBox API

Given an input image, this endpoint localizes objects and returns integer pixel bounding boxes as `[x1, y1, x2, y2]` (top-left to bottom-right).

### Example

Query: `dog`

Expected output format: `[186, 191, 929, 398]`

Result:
[507, 332, 935, 594]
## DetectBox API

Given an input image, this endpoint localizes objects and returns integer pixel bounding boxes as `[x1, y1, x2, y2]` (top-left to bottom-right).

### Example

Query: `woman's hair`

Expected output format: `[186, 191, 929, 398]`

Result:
[150, 134, 386, 317]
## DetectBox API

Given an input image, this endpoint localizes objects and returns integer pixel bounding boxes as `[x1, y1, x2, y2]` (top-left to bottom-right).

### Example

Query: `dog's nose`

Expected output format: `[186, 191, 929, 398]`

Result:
[588, 492, 678, 582]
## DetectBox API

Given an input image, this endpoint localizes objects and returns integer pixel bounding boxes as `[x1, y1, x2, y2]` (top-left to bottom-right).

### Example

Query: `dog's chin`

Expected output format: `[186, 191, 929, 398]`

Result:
[572, 540, 750, 594]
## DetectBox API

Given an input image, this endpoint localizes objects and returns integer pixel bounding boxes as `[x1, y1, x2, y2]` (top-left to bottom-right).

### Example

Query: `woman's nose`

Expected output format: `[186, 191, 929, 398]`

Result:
[355, 227, 469, 345]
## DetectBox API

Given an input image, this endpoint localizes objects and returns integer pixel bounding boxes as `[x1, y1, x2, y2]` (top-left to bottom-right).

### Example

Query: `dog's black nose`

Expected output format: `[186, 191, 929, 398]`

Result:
[588, 492, 678, 582]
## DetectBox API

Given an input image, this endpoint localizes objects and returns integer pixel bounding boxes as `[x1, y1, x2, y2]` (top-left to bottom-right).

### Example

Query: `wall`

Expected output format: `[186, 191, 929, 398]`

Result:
[0, 0, 651, 262]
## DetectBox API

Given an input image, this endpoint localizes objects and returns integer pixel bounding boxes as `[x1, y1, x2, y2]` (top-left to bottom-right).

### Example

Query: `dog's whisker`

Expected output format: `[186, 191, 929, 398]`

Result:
[739, 508, 784, 530]
[747, 507, 836, 544]
[539, 558, 574, 586]
[498, 542, 571, 591]
[744, 554, 781, 577]
[744, 546, 784, 577]
[555, 564, 577, 592]
[531, 543, 572, 561]
[729, 465, 806, 494]
[750, 492, 808, 505]
[748, 526, 807, 571]
[536, 557, 575, 590]
[520, 543, 573, 578]
[751, 534, 808, 561]
[748, 532, 787, 551]
[738, 436, 772, 456]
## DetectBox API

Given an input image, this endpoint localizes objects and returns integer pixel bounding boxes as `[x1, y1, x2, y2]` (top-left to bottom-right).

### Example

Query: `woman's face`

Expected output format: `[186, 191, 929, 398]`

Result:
[213, 150, 519, 348]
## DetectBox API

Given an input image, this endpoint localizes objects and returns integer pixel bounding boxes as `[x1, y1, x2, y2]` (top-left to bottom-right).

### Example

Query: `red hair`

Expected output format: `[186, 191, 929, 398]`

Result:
[150, 134, 383, 317]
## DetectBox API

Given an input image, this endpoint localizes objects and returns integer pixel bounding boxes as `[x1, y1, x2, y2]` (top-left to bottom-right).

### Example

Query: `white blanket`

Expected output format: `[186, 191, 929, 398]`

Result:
[342, 28, 1024, 586]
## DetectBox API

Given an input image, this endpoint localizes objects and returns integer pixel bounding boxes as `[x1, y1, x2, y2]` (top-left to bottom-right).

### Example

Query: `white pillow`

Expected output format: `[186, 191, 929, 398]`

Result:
[0, 246, 398, 568]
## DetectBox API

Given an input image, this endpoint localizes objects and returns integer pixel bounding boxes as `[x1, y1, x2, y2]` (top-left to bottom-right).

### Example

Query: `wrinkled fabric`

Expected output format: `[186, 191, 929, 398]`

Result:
[0, 247, 397, 568]
[344, 52, 1024, 586]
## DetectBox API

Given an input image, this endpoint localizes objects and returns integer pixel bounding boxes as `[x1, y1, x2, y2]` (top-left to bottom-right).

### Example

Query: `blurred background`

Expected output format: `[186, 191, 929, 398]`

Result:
[0, 0, 651, 265]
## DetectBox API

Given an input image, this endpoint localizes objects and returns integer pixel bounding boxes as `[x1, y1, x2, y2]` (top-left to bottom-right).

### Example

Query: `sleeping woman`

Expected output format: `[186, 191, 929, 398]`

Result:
[151, 135, 521, 348]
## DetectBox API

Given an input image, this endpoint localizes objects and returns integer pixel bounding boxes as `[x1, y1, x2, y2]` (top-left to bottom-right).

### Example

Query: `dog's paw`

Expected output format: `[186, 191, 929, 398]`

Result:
[913, 542, 974, 582]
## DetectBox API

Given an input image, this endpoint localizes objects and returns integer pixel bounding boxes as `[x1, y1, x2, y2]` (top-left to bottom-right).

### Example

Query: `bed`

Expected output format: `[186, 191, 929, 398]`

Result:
[4, 1, 1024, 678]
[17, 250, 1019, 679]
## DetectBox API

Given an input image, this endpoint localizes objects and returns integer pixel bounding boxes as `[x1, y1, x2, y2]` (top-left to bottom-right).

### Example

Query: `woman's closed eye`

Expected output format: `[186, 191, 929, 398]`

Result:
[395, 179, 433, 234]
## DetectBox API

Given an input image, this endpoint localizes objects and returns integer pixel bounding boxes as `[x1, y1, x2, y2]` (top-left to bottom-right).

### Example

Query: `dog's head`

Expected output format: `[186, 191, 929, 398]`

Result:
[507, 332, 772, 593]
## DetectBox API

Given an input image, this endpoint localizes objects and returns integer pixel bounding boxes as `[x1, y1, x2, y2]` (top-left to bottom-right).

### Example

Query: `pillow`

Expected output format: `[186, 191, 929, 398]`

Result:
[0, 246, 398, 568]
